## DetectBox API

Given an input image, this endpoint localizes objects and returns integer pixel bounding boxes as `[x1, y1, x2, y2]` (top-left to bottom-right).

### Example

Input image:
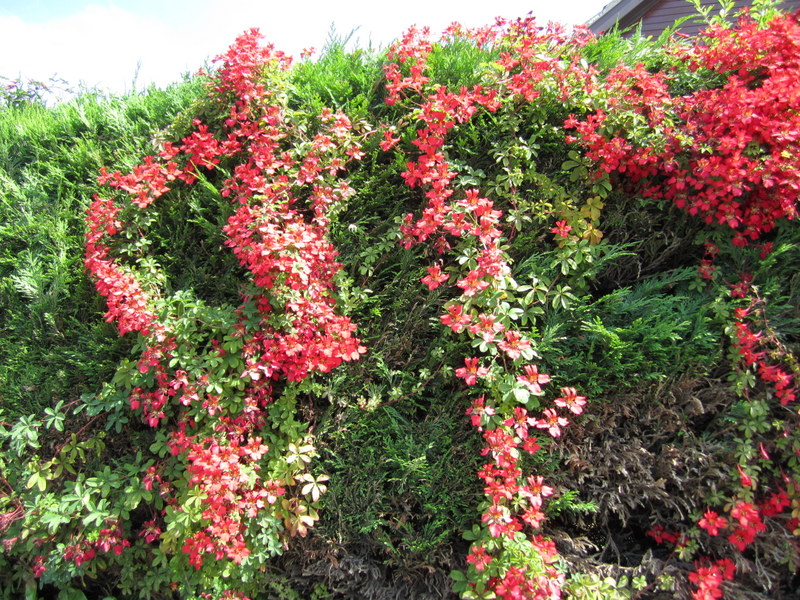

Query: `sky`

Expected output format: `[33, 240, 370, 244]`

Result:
[0, 0, 611, 96]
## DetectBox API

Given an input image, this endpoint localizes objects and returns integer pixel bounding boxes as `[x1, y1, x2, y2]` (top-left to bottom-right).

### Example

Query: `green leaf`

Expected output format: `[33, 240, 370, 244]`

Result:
[41, 510, 70, 533]
[513, 387, 530, 404]
[57, 588, 88, 600]
[25, 472, 46, 491]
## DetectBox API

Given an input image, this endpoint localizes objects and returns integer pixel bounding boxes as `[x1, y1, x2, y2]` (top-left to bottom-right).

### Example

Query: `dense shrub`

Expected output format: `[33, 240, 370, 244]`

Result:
[1, 5, 798, 600]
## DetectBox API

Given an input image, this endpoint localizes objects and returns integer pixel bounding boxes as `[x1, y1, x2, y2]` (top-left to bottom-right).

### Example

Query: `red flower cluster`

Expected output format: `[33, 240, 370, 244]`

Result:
[384, 26, 433, 103]
[568, 12, 800, 245]
[181, 434, 282, 568]
[688, 558, 735, 600]
[84, 196, 157, 336]
[475, 407, 556, 539]
[382, 20, 595, 597]
[646, 524, 685, 546]
[697, 501, 770, 552]
[62, 521, 130, 568]
[83, 29, 367, 570]
[733, 306, 796, 406]
[681, 488, 791, 598]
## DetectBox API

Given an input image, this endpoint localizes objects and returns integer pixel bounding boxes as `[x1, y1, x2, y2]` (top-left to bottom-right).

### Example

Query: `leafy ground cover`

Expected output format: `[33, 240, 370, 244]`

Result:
[1, 3, 799, 599]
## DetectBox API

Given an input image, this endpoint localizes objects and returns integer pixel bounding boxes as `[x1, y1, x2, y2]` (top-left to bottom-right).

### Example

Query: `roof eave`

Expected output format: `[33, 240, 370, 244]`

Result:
[587, 0, 663, 33]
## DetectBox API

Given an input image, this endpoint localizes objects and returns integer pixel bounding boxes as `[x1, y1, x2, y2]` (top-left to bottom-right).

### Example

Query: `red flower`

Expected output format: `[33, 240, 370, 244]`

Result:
[737, 464, 752, 487]
[379, 129, 400, 151]
[421, 264, 449, 290]
[455, 357, 489, 386]
[760, 490, 789, 517]
[647, 525, 679, 545]
[550, 219, 572, 238]
[524, 474, 554, 499]
[481, 503, 512, 538]
[440, 303, 471, 333]
[521, 506, 546, 529]
[456, 269, 490, 297]
[697, 259, 715, 280]
[553, 386, 586, 415]
[497, 330, 531, 360]
[469, 312, 505, 343]
[730, 501, 762, 530]
[466, 544, 492, 571]
[31, 556, 46, 578]
[728, 526, 756, 551]
[516, 364, 550, 395]
[139, 519, 163, 544]
[698, 510, 728, 536]
[534, 408, 568, 438]
[522, 436, 540, 454]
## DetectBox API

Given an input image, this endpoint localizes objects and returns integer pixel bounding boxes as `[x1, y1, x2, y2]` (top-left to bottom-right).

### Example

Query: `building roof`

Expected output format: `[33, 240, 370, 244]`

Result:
[587, 0, 663, 34]
[586, 0, 800, 36]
